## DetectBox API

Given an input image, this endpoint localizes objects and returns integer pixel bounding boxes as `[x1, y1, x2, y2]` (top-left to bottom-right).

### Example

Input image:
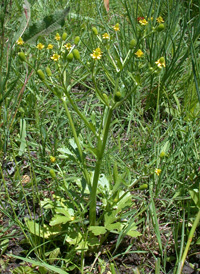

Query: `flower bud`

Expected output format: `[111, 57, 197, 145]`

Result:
[160, 151, 166, 158]
[129, 39, 137, 49]
[103, 93, 108, 101]
[74, 36, 80, 45]
[18, 52, 26, 61]
[45, 66, 52, 76]
[139, 184, 148, 190]
[73, 49, 80, 60]
[49, 169, 56, 179]
[159, 57, 165, 64]
[66, 52, 74, 62]
[114, 91, 122, 102]
[50, 156, 56, 163]
[156, 24, 165, 32]
[92, 27, 98, 35]
[62, 32, 67, 41]
[37, 69, 45, 81]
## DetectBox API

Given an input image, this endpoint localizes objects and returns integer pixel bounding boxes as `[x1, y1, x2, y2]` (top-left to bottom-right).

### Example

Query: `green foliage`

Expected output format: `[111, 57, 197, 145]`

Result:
[0, 0, 200, 273]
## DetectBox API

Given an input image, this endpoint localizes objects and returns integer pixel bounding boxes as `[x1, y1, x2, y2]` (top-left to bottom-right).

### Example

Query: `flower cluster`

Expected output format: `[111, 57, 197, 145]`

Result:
[155, 57, 166, 68]
[90, 48, 103, 60]
[51, 53, 60, 61]
[47, 44, 54, 50]
[113, 23, 120, 31]
[135, 49, 144, 58]
[55, 33, 61, 41]
[36, 43, 45, 50]
[139, 18, 148, 25]
[17, 37, 24, 45]
[64, 43, 72, 50]
[102, 33, 110, 39]
[137, 15, 164, 26]
[156, 16, 164, 24]
[155, 168, 161, 176]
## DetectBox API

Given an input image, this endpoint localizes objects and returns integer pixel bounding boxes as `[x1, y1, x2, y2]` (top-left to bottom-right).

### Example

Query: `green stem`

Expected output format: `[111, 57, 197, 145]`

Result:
[154, 75, 160, 123]
[176, 209, 200, 274]
[63, 85, 98, 137]
[89, 106, 113, 225]
[62, 98, 90, 186]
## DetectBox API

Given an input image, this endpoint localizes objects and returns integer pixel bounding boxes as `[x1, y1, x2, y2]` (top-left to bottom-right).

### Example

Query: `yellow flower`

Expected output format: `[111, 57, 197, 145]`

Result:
[47, 44, 54, 50]
[50, 156, 56, 163]
[155, 57, 166, 68]
[102, 33, 110, 39]
[113, 23, 120, 31]
[156, 16, 164, 24]
[51, 53, 60, 61]
[17, 37, 24, 45]
[155, 168, 161, 176]
[135, 49, 144, 58]
[55, 33, 61, 41]
[36, 43, 45, 50]
[139, 19, 148, 25]
[64, 43, 72, 50]
[90, 47, 103, 60]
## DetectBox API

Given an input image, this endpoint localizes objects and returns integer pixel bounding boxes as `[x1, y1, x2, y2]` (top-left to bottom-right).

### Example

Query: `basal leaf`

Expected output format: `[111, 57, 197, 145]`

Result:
[106, 222, 123, 232]
[104, 211, 118, 227]
[126, 230, 141, 238]
[88, 226, 107, 236]
[49, 215, 71, 226]
[48, 248, 61, 264]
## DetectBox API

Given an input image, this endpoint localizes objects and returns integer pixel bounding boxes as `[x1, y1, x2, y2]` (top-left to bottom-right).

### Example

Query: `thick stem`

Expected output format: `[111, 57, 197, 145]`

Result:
[89, 106, 113, 225]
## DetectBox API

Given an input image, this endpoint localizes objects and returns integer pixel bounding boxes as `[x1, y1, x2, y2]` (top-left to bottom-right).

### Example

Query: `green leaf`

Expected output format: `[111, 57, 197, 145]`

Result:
[126, 230, 141, 238]
[49, 215, 71, 226]
[0, 239, 9, 255]
[106, 222, 123, 232]
[9, 255, 69, 274]
[12, 265, 35, 274]
[115, 191, 132, 212]
[18, 119, 27, 156]
[58, 147, 75, 160]
[65, 231, 82, 246]
[88, 226, 107, 236]
[25, 220, 60, 239]
[159, 140, 170, 156]
[189, 189, 200, 208]
[40, 198, 54, 209]
[75, 177, 90, 194]
[87, 235, 99, 246]
[98, 174, 111, 193]
[38, 266, 48, 274]
[48, 248, 60, 264]
[55, 207, 74, 217]
[104, 211, 118, 227]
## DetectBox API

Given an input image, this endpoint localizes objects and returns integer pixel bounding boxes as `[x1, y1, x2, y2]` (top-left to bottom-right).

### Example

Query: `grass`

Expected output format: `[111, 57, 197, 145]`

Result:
[0, 0, 200, 273]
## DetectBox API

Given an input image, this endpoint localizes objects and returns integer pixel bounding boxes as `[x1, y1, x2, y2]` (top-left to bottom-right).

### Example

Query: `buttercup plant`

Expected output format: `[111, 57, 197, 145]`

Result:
[16, 16, 159, 256]
[14, 2, 174, 250]
[1, 0, 199, 272]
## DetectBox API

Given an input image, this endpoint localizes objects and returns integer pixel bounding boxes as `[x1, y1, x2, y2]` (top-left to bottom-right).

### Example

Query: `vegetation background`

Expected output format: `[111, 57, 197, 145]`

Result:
[0, 0, 199, 273]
